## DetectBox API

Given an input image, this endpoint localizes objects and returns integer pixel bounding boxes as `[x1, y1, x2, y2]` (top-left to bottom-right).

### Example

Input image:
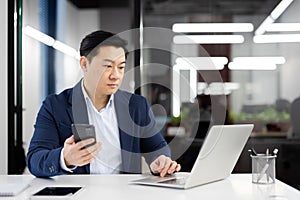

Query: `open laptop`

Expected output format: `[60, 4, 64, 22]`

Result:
[130, 124, 254, 189]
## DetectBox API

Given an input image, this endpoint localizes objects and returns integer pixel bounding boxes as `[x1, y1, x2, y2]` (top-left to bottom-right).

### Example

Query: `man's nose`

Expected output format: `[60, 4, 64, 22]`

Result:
[110, 67, 121, 79]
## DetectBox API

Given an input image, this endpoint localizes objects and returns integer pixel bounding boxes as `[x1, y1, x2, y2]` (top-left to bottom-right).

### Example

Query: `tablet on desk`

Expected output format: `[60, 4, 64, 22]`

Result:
[30, 186, 83, 199]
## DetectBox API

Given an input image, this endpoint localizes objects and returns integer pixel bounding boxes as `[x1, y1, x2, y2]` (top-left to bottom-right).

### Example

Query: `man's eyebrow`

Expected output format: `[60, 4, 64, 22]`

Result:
[103, 59, 126, 64]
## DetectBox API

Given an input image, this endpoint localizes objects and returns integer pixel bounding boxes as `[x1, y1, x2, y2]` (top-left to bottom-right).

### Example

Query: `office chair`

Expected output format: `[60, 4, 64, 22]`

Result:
[275, 98, 290, 113]
[290, 97, 300, 138]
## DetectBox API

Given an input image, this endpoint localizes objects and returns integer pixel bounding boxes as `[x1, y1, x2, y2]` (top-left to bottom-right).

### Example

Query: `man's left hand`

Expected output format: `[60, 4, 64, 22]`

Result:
[150, 155, 181, 177]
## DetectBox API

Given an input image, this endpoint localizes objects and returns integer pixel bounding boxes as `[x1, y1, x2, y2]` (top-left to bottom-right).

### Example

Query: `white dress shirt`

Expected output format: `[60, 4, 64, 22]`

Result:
[60, 81, 122, 174]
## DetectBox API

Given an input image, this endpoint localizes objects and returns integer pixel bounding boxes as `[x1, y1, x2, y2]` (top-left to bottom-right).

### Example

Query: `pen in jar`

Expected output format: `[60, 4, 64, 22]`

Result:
[272, 148, 278, 156]
[248, 148, 257, 156]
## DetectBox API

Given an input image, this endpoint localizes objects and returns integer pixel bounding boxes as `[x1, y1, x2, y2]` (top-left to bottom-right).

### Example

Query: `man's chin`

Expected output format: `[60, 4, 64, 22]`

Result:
[107, 89, 118, 95]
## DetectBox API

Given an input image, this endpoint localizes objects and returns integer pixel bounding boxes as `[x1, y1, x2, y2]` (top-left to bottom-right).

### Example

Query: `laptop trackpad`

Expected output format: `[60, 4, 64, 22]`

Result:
[158, 178, 186, 185]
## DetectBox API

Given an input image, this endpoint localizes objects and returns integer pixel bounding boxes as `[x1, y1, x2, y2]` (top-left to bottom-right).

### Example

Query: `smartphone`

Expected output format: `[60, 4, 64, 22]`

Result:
[31, 186, 83, 199]
[71, 124, 96, 148]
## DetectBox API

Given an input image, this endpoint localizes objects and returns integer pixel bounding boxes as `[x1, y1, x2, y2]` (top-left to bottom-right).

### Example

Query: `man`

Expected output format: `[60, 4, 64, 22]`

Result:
[26, 30, 180, 177]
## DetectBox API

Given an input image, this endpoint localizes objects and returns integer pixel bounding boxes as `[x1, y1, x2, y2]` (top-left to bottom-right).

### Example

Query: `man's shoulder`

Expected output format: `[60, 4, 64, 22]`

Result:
[44, 88, 73, 104]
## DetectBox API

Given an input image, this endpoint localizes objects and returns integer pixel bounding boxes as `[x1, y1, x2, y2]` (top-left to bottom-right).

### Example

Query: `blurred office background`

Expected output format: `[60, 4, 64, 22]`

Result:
[1, 0, 300, 189]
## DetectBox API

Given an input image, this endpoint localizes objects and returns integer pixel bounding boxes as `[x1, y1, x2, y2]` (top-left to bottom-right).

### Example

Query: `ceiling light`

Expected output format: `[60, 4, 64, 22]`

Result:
[24, 26, 55, 46]
[253, 34, 300, 43]
[172, 23, 254, 33]
[172, 64, 197, 117]
[173, 35, 244, 44]
[53, 41, 79, 58]
[204, 82, 231, 95]
[255, 16, 275, 35]
[197, 82, 240, 95]
[233, 57, 286, 64]
[175, 57, 228, 70]
[228, 62, 277, 70]
[255, 0, 294, 35]
[24, 25, 80, 59]
[270, 0, 294, 20]
[265, 23, 300, 32]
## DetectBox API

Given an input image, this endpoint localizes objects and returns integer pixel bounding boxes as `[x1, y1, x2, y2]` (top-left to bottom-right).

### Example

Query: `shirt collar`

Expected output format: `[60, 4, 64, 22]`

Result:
[81, 80, 114, 110]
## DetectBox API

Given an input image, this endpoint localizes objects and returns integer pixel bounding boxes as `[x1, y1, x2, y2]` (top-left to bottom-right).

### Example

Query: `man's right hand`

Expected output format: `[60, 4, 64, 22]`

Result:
[63, 135, 101, 167]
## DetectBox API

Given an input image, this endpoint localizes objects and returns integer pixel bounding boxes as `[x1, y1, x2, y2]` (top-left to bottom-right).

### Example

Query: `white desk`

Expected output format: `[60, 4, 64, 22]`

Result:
[1, 173, 300, 200]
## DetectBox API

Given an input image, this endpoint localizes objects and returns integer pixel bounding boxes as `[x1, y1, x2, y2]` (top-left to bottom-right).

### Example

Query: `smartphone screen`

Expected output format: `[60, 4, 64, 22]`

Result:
[33, 187, 82, 196]
[71, 124, 96, 148]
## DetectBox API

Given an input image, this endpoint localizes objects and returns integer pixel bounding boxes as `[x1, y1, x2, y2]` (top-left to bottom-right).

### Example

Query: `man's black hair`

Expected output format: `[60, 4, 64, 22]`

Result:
[79, 30, 128, 61]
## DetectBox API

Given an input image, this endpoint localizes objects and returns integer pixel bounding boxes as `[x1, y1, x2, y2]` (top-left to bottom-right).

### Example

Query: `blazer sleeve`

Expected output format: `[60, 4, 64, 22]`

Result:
[26, 96, 70, 177]
[139, 97, 171, 165]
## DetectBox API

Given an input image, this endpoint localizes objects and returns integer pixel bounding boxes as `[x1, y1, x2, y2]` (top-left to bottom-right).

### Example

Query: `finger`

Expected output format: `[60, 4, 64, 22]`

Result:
[157, 156, 168, 171]
[150, 156, 163, 173]
[65, 135, 74, 144]
[77, 155, 95, 166]
[77, 138, 96, 150]
[167, 161, 178, 174]
[160, 159, 172, 177]
[81, 142, 101, 157]
[175, 164, 181, 172]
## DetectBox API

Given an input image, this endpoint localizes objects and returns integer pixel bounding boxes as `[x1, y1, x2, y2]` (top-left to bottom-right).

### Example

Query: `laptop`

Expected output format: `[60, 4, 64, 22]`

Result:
[130, 124, 254, 189]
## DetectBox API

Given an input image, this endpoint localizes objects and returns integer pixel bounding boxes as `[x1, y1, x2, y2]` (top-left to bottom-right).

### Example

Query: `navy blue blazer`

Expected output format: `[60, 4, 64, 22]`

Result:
[26, 80, 170, 177]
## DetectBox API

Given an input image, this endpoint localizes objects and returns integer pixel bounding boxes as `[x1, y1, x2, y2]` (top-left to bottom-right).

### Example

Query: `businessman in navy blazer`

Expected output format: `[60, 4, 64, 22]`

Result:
[26, 30, 181, 178]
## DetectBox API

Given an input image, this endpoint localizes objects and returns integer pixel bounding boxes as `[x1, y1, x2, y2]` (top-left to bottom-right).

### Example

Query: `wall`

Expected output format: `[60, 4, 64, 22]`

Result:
[100, 8, 130, 34]
[99, 8, 135, 93]
[23, 0, 41, 165]
[0, 0, 7, 174]
[22, 0, 100, 160]
[55, 1, 100, 93]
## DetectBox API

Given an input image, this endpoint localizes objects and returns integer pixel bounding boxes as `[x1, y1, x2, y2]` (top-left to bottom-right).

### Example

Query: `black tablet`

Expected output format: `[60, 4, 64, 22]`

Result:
[31, 186, 83, 199]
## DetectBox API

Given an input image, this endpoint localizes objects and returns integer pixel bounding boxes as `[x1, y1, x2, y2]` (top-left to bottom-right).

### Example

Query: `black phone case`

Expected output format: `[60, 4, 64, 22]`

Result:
[71, 124, 96, 147]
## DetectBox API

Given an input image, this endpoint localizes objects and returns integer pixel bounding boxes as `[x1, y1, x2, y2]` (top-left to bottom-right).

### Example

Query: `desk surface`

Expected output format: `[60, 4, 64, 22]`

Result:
[1, 173, 300, 200]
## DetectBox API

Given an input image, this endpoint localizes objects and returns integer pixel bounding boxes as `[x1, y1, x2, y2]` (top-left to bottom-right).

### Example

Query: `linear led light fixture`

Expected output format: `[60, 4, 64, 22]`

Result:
[23, 25, 80, 59]
[255, 0, 294, 35]
[175, 57, 228, 70]
[270, 0, 294, 20]
[253, 34, 300, 43]
[172, 23, 254, 33]
[255, 16, 275, 35]
[197, 82, 240, 95]
[173, 35, 244, 44]
[229, 56, 286, 70]
[233, 57, 286, 64]
[228, 62, 277, 70]
[172, 64, 197, 117]
[53, 41, 79, 59]
[23, 26, 55, 46]
[265, 23, 300, 32]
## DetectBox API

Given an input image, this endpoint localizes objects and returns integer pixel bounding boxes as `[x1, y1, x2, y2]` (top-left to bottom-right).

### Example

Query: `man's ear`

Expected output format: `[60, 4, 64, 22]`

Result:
[80, 56, 88, 72]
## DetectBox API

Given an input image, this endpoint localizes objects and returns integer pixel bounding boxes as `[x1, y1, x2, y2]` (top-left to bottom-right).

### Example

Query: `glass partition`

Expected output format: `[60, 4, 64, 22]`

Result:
[22, 0, 300, 157]
[141, 0, 300, 139]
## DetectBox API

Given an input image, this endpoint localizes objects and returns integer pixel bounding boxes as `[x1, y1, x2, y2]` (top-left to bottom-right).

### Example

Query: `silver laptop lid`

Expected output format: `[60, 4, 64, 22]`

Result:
[185, 124, 253, 188]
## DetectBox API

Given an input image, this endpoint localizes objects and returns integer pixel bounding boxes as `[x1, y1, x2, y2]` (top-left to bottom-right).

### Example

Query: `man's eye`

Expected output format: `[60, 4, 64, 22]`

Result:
[104, 65, 112, 68]
[119, 66, 125, 69]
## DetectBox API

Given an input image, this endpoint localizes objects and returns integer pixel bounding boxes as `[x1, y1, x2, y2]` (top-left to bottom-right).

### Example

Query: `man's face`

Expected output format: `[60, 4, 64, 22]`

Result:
[83, 46, 126, 98]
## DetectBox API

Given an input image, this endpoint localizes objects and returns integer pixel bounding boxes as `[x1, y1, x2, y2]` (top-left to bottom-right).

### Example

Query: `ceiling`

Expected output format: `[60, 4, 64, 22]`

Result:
[69, 0, 281, 16]
[68, 0, 130, 9]
[144, 0, 281, 15]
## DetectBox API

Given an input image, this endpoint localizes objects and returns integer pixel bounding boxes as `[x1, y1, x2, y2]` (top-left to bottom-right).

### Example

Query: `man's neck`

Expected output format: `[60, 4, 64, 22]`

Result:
[93, 95, 110, 111]
[83, 81, 110, 111]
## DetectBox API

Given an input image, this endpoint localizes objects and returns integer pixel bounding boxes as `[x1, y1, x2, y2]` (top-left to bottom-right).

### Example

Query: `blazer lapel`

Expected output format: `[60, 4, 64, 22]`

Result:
[114, 90, 135, 173]
[68, 79, 90, 173]
[71, 80, 89, 124]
